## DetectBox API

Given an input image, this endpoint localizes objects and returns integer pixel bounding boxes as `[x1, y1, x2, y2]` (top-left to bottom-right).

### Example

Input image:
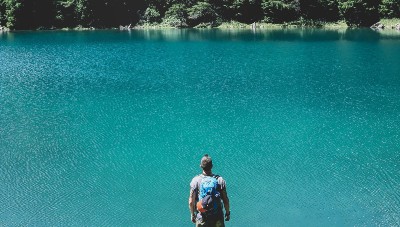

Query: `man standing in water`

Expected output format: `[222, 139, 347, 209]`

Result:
[189, 154, 230, 227]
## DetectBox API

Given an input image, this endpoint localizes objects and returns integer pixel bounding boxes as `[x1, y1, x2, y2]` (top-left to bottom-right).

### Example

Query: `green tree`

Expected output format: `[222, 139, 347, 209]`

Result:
[209, 0, 236, 21]
[55, 0, 77, 27]
[187, 1, 219, 26]
[339, 0, 380, 27]
[1, 0, 16, 28]
[73, 0, 88, 26]
[164, 3, 188, 27]
[1, 0, 55, 29]
[261, 0, 300, 23]
[143, 5, 161, 23]
[145, 0, 174, 16]
[379, 0, 400, 18]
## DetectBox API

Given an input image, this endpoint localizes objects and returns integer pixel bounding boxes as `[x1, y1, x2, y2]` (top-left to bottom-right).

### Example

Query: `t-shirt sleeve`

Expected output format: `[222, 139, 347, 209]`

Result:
[218, 177, 226, 191]
[190, 176, 199, 192]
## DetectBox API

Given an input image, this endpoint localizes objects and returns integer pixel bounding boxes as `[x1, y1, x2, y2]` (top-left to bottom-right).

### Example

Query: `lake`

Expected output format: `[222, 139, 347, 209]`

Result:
[0, 29, 399, 226]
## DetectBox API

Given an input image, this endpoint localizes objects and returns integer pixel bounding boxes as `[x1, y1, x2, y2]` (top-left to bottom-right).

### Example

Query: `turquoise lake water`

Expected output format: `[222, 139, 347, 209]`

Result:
[1, 29, 400, 226]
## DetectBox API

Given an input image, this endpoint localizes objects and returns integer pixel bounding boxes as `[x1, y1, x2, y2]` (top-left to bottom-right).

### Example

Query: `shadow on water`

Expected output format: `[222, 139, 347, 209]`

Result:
[1, 28, 400, 43]
[126, 28, 400, 42]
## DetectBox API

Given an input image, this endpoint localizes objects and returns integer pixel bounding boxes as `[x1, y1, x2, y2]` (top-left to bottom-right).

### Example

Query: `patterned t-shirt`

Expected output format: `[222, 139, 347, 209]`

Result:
[190, 174, 226, 220]
[190, 174, 226, 194]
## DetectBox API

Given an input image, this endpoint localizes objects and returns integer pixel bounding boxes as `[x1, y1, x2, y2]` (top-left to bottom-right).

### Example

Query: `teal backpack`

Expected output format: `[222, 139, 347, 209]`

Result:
[198, 175, 221, 217]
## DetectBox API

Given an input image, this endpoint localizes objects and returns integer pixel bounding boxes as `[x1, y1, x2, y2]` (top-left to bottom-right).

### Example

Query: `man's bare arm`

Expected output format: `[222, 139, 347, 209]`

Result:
[220, 189, 230, 221]
[188, 189, 196, 223]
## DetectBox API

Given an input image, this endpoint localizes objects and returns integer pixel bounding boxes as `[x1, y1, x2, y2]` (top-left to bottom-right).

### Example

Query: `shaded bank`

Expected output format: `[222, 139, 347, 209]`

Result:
[0, 0, 400, 30]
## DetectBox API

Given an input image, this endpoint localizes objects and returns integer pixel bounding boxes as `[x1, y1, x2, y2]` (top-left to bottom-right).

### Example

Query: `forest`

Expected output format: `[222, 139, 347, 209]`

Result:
[0, 0, 399, 30]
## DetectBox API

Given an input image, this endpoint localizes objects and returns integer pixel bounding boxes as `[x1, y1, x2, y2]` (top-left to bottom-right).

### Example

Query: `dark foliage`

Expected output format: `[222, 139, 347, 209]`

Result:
[0, 0, 396, 29]
[262, 0, 300, 23]
[339, 0, 380, 27]
[380, 0, 400, 18]
[187, 2, 218, 26]
[232, 0, 264, 23]
[300, 0, 339, 21]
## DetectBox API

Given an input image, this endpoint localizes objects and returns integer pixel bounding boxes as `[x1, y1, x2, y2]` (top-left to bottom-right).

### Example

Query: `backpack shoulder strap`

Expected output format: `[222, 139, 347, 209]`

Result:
[212, 175, 222, 193]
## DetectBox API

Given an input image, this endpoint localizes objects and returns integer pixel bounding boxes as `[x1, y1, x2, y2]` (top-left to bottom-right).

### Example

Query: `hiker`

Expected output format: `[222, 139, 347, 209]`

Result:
[189, 154, 230, 227]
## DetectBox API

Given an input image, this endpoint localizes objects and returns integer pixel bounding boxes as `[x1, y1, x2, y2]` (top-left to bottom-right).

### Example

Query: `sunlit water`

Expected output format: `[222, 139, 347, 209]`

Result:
[1, 29, 399, 226]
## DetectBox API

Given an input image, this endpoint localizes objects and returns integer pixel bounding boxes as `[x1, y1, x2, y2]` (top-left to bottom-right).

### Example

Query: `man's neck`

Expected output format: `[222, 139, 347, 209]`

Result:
[202, 170, 212, 176]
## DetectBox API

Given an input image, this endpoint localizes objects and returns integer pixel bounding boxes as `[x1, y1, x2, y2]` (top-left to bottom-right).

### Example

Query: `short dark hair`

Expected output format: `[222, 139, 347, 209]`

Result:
[200, 154, 213, 171]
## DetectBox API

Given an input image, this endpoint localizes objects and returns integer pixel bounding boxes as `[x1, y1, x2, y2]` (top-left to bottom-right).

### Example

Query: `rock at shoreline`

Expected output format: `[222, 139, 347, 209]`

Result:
[371, 22, 384, 30]
[73, 25, 95, 31]
[0, 26, 10, 31]
[251, 22, 257, 30]
[119, 24, 132, 30]
[394, 23, 400, 31]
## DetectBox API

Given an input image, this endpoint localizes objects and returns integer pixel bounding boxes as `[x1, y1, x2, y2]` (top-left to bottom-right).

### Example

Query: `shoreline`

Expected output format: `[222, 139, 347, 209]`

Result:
[1, 19, 399, 32]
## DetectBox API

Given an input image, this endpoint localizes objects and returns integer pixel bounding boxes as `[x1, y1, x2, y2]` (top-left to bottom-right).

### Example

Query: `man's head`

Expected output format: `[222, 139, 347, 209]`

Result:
[200, 154, 213, 171]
